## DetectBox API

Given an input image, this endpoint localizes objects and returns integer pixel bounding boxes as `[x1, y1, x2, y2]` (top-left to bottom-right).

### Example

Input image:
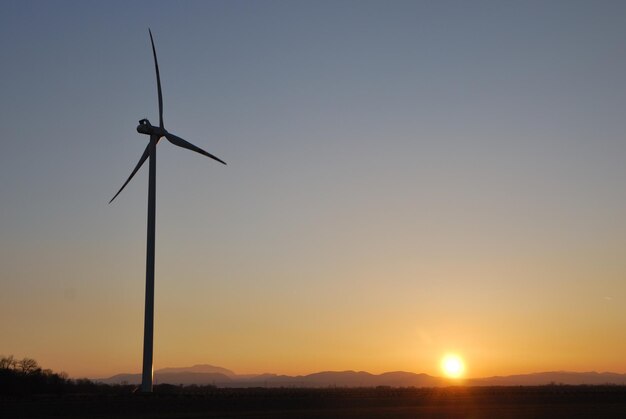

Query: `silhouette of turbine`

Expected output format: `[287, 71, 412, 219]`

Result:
[110, 29, 226, 393]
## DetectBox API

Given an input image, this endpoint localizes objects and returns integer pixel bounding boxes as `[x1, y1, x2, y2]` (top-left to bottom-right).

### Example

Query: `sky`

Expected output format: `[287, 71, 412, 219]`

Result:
[2, 0, 626, 379]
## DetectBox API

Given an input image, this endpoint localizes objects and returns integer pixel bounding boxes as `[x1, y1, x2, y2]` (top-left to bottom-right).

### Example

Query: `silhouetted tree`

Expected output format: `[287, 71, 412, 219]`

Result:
[17, 357, 39, 374]
[0, 355, 72, 395]
[0, 355, 17, 370]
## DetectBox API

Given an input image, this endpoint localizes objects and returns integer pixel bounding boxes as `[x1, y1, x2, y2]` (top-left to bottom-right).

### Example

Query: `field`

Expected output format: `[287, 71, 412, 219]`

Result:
[3, 386, 626, 418]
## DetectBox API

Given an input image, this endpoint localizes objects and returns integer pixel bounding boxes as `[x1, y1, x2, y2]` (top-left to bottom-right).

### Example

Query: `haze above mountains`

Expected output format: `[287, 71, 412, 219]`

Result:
[99, 365, 626, 387]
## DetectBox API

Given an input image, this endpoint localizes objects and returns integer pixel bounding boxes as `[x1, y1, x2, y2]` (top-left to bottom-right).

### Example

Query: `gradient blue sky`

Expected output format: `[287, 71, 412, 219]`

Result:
[2, 0, 626, 378]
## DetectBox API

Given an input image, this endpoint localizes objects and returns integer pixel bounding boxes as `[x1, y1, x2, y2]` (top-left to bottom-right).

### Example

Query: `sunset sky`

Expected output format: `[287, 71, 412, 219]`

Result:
[2, 0, 626, 379]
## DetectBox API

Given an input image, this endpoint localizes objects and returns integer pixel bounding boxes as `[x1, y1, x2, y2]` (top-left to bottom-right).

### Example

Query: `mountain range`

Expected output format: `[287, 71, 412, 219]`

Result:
[98, 364, 626, 387]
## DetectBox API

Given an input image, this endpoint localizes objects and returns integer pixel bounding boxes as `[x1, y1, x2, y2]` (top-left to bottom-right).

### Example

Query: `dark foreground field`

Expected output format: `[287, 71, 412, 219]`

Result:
[3, 386, 626, 418]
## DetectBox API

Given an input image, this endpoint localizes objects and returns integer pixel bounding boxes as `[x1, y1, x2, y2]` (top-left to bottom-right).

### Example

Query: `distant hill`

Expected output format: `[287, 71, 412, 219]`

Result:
[98, 365, 626, 387]
[284, 371, 445, 388]
[101, 372, 232, 386]
[100, 364, 237, 385]
[468, 371, 626, 386]
[156, 364, 236, 377]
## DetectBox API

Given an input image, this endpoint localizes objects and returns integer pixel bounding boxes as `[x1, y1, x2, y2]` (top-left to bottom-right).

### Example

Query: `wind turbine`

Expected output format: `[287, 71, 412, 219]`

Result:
[110, 29, 226, 393]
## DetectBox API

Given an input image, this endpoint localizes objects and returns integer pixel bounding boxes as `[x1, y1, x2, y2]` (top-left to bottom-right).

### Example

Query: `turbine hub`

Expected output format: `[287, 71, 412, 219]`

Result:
[136, 119, 165, 137]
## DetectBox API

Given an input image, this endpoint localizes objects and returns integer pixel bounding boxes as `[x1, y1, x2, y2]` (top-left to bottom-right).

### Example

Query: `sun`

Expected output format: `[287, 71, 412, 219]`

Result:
[441, 354, 465, 379]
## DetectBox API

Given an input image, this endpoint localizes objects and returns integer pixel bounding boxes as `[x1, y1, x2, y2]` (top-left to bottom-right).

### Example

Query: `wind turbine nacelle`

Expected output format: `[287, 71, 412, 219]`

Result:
[137, 119, 166, 137]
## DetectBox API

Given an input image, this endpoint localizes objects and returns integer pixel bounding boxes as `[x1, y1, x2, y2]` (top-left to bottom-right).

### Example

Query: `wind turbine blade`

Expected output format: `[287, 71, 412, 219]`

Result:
[109, 145, 150, 204]
[165, 133, 227, 165]
[149, 29, 164, 129]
